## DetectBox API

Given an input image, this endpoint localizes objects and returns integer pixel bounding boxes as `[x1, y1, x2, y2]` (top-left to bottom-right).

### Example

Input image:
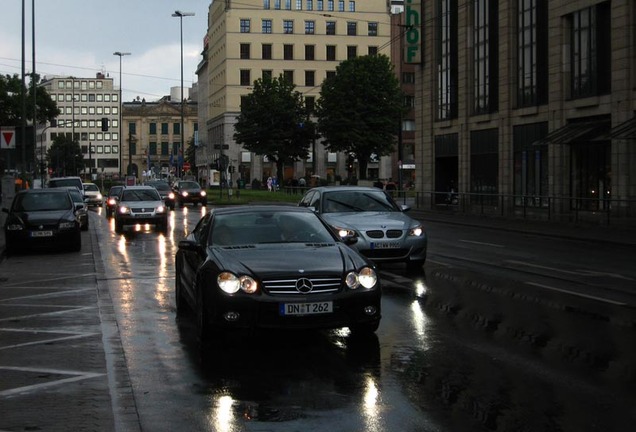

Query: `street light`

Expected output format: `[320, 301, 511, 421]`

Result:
[113, 51, 131, 178]
[172, 10, 195, 179]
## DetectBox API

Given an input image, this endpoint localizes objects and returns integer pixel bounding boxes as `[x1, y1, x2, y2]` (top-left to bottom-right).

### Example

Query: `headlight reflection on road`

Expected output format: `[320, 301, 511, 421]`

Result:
[362, 375, 381, 431]
[208, 394, 238, 432]
[410, 299, 429, 342]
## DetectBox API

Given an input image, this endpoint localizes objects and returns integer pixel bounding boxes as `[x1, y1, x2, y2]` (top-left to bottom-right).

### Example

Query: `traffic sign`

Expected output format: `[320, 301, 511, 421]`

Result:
[0, 127, 16, 149]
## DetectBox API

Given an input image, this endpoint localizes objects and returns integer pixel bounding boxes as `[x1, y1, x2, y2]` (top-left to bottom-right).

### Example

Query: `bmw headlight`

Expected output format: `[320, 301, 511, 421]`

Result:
[345, 267, 377, 290]
[409, 225, 424, 237]
[333, 226, 356, 238]
[59, 221, 75, 229]
[218, 272, 258, 294]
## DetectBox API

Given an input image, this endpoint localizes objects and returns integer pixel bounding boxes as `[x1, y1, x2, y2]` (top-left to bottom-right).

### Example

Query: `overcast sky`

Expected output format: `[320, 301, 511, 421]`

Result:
[0, 0, 209, 102]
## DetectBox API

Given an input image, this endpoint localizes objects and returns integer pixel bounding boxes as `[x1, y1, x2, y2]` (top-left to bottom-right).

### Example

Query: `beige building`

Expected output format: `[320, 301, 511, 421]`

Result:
[39, 73, 120, 179]
[416, 0, 635, 221]
[198, 0, 393, 186]
[122, 90, 198, 181]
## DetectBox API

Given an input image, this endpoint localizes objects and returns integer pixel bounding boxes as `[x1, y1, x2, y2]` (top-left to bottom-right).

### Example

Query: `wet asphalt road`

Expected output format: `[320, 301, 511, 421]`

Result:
[1, 206, 635, 431]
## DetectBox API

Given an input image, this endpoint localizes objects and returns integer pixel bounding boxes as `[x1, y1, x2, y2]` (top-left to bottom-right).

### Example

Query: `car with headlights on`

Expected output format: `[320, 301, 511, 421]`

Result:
[114, 186, 168, 234]
[104, 185, 124, 218]
[2, 188, 82, 254]
[175, 206, 381, 346]
[82, 182, 103, 207]
[298, 186, 427, 271]
[146, 180, 175, 210]
[172, 180, 207, 207]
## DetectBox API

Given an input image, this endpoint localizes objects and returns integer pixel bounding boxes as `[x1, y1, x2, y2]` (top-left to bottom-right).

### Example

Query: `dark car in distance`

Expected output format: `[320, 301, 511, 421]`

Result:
[175, 205, 381, 348]
[66, 187, 89, 231]
[2, 188, 82, 254]
[105, 185, 124, 218]
[146, 180, 175, 210]
[172, 180, 207, 207]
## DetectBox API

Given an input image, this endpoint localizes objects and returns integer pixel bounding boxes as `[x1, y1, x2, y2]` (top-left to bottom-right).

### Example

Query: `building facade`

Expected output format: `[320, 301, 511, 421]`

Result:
[416, 0, 635, 219]
[198, 0, 394, 186]
[122, 90, 198, 181]
[39, 73, 120, 179]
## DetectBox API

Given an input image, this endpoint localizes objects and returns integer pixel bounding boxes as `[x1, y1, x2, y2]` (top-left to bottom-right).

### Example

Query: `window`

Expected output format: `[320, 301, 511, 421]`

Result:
[305, 45, 315, 60]
[174, 123, 181, 135]
[326, 21, 336, 35]
[130, 141, 136, 156]
[307, 0, 313, 10]
[262, 44, 273, 59]
[89, 94, 95, 102]
[149, 123, 157, 135]
[264, 0, 270, 8]
[349, 1, 355, 11]
[569, 2, 611, 99]
[161, 123, 169, 134]
[283, 20, 294, 34]
[368, 22, 378, 36]
[305, 96, 315, 112]
[275, 0, 281, 9]
[328, 0, 334, 11]
[347, 45, 357, 59]
[513, 122, 548, 207]
[517, 0, 548, 107]
[305, 70, 315, 86]
[470, 128, 499, 205]
[368, 46, 378, 56]
[284, 44, 294, 60]
[404, 95, 415, 108]
[240, 43, 250, 59]
[473, 0, 499, 115]
[149, 142, 157, 155]
[305, 20, 315, 34]
[96, 94, 103, 102]
[285, 0, 291, 9]
[403, 72, 415, 83]
[326, 45, 336, 61]
[296, 0, 302, 9]
[263, 70, 273, 80]
[262, 19, 272, 33]
[338, 0, 344, 12]
[347, 22, 357, 36]
[240, 70, 251, 86]
[283, 70, 294, 84]
[240, 19, 251, 33]
[317, 0, 324, 11]
[437, 0, 458, 120]
[161, 142, 169, 156]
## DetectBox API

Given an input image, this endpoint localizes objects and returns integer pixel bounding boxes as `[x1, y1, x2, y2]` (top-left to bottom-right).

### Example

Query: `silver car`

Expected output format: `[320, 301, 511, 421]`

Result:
[114, 186, 168, 234]
[299, 186, 427, 270]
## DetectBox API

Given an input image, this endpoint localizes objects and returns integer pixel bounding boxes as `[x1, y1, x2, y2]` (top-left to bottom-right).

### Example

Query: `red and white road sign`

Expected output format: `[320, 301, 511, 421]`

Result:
[0, 127, 16, 149]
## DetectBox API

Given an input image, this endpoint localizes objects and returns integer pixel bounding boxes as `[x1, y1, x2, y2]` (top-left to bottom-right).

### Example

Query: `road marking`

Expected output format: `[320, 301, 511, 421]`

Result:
[525, 282, 627, 306]
[459, 239, 505, 248]
[0, 366, 104, 397]
[508, 260, 633, 280]
[0, 273, 97, 287]
[0, 330, 99, 351]
[0, 306, 97, 322]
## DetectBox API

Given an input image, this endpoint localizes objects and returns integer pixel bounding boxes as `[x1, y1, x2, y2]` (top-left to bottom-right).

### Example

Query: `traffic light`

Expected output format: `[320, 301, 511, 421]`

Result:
[101, 117, 109, 131]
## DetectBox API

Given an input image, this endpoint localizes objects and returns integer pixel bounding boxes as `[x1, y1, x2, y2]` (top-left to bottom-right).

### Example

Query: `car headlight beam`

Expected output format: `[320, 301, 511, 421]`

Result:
[218, 272, 259, 294]
[346, 267, 377, 290]
[409, 225, 424, 237]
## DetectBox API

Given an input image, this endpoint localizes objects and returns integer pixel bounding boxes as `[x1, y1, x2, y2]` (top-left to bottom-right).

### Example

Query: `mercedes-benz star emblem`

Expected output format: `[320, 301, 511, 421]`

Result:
[295, 278, 313, 294]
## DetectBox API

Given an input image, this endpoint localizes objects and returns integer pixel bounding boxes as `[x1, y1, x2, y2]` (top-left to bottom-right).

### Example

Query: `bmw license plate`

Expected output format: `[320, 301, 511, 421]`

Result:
[371, 242, 400, 249]
[280, 301, 333, 316]
[31, 230, 53, 237]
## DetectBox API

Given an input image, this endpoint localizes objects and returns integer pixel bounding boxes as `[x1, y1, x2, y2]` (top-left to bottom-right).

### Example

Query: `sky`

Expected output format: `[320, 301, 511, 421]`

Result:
[0, 0, 209, 102]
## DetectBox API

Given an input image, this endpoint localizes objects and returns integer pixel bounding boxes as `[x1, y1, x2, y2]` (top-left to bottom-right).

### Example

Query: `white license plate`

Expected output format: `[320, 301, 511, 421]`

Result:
[31, 230, 53, 237]
[280, 301, 333, 316]
[372, 242, 400, 249]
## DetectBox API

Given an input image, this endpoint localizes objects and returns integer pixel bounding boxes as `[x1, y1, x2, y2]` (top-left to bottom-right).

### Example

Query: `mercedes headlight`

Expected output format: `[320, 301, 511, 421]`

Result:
[218, 272, 258, 294]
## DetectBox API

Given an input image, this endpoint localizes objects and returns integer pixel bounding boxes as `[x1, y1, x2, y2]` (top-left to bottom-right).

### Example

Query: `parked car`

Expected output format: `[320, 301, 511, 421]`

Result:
[66, 187, 89, 231]
[113, 186, 168, 234]
[82, 182, 103, 206]
[175, 206, 381, 346]
[172, 180, 207, 207]
[47, 176, 84, 197]
[298, 186, 427, 270]
[146, 180, 175, 210]
[104, 185, 124, 218]
[2, 188, 82, 254]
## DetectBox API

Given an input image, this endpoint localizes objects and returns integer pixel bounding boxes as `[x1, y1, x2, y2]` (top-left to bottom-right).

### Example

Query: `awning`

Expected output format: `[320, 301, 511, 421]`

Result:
[533, 119, 610, 145]
[610, 116, 636, 140]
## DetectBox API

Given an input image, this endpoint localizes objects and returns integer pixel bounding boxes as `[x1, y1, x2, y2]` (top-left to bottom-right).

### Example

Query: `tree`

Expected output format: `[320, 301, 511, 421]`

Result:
[234, 75, 314, 182]
[316, 55, 404, 180]
[0, 73, 60, 126]
[47, 134, 84, 177]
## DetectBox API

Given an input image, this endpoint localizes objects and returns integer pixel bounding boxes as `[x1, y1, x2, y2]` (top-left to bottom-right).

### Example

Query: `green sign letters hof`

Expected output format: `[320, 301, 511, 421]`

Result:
[405, 0, 421, 64]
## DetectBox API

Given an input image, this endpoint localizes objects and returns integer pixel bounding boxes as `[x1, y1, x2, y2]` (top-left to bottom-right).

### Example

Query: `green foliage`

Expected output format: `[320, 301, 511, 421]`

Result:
[47, 135, 84, 176]
[234, 75, 315, 181]
[0, 73, 60, 126]
[316, 55, 404, 179]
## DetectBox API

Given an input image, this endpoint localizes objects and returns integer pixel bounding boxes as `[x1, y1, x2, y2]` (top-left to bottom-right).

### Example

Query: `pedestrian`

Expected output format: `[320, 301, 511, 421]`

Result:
[267, 176, 273, 192]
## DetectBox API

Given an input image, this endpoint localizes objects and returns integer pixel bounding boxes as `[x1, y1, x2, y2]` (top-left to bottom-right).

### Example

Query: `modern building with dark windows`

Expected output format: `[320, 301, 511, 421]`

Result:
[416, 0, 635, 221]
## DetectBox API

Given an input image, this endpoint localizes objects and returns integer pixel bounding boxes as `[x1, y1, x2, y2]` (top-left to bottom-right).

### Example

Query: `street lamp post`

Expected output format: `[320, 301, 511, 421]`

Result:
[172, 10, 195, 179]
[113, 51, 131, 179]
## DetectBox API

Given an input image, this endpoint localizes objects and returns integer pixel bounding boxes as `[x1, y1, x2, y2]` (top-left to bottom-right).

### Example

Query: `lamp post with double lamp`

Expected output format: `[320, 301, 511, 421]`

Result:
[113, 51, 131, 179]
[172, 10, 195, 179]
